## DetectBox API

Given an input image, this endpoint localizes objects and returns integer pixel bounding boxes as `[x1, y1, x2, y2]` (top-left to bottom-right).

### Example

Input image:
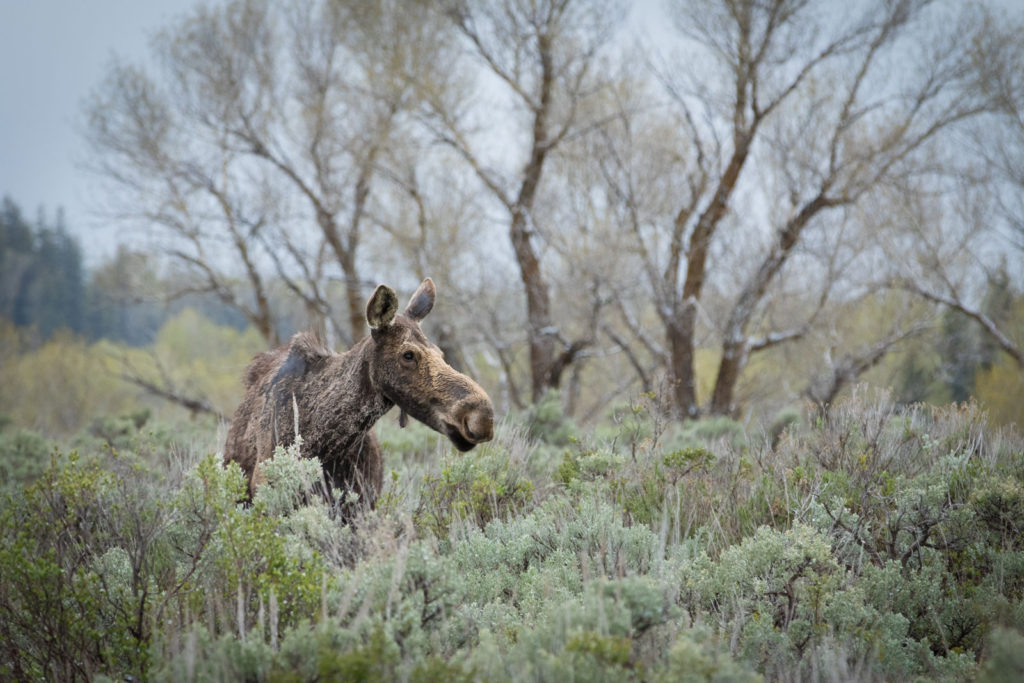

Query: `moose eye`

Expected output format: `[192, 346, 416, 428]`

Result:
[402, 350, 415, 362]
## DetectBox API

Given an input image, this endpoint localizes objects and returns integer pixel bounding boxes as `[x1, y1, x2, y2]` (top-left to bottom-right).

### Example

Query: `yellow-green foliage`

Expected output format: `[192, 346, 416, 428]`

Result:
[972, 297, 1024, 428]
[151, 308, 264, 414]
[0, 309, 263, 437]
[974, 354, 1024, 428]
[0, 324, 139, 435]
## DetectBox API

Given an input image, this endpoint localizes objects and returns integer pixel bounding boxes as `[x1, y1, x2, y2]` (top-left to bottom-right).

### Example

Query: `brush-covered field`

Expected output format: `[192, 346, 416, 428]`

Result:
[2, 389, 1023, 682]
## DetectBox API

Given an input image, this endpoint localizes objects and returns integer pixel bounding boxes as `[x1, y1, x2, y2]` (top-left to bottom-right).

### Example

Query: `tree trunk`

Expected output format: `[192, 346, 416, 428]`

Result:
[710, 338, 746, 417]
[660, 132, 755, 419]
[709, 193, 839, 415]
[666, 309, 699, 418]
[337, 248, 366, 346]
[511, 205, 556, 402]
[513, 30, 557, 403]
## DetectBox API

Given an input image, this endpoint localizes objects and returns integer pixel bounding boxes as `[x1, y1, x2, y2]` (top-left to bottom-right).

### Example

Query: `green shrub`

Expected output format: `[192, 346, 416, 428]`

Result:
[415, 446, 534, 538]
[377, 417, 447, 464]
[2, 388, 1023, 681]
[0, 450, 169, 679]
[564, 630, 632, 667]
[521, 390, 578, 446]
[556, 446, 625, 487]
[663, 417, 747, 452]
[87, 408, 151, 448]
[0, 427, 51, 490]
[972, 475, 1024, 550]
[595, 396, 660, 446]
[655, 628, 762, 683]
[980, 627, 1024, 683]
[609, 447, 715, 529]
[301, 623, 399, 682]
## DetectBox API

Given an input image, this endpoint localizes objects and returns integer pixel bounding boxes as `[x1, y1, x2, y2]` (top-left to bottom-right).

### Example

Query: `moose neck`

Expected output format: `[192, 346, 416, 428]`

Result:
[302, 335, 394, 443]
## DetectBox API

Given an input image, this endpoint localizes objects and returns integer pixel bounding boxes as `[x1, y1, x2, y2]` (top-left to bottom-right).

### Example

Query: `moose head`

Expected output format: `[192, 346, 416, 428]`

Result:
[365, 278, 494, 452]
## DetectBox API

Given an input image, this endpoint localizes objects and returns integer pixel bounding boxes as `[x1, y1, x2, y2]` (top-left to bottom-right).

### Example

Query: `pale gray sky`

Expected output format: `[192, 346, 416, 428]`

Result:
[0, 0, 194, 263]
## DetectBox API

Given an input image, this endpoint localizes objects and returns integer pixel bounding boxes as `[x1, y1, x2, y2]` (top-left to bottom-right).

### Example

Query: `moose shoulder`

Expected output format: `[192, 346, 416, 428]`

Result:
[223, 278, 494, 508]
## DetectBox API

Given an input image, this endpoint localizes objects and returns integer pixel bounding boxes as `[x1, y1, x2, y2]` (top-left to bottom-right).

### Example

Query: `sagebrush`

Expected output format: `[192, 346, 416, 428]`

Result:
[1, 389, 1022, 681]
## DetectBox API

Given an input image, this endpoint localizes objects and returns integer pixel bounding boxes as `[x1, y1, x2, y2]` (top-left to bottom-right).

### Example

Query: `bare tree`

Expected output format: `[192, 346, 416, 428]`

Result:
[885, 5, 1024, 370]
[598, 0, 998, 417]
[424, 0, 627, 402]
[708, 1, 1006, 414]
[886, 178, 1024, 370]
[968, 6, 1024, 252]
[85, 53, 283, 344]
[84, 0, 458, 347]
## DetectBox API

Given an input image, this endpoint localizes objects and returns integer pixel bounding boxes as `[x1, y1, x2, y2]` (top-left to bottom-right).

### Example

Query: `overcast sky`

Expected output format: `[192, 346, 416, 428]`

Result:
[0, 0, 194, 264]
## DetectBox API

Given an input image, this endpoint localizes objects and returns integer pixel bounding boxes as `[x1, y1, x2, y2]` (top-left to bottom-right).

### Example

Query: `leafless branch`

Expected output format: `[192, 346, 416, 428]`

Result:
[891, 277, 1023, 367]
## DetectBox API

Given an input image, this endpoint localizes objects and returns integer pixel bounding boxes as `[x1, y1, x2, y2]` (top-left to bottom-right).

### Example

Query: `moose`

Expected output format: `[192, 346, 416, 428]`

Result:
[223, 278, 494, 509]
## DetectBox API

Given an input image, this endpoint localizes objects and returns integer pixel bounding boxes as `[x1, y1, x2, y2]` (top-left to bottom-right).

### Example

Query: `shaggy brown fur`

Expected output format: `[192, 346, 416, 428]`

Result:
[223, 279, 494, 509]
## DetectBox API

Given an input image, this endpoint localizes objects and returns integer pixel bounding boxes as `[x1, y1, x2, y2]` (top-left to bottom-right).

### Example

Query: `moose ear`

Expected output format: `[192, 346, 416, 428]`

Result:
[366, 285, 399, 330]
[404, 278, 436, 322]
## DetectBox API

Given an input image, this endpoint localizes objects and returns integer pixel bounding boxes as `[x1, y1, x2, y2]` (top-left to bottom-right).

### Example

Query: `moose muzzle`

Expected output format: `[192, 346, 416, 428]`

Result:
[446, 396, 494, 452]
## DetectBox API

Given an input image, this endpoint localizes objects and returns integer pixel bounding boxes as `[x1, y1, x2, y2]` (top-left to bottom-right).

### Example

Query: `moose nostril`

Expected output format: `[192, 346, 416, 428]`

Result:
[462, 415, 477, 440]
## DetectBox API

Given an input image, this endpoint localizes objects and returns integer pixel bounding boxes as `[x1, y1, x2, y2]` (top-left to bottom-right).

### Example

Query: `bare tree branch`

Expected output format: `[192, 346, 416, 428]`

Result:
[891, 277, 1023, 367]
